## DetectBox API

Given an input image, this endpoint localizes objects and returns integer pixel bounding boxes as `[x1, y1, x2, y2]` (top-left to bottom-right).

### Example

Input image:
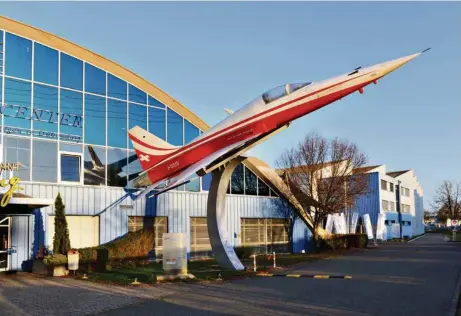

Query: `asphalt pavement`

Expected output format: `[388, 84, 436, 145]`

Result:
[102, 234, 461, 316]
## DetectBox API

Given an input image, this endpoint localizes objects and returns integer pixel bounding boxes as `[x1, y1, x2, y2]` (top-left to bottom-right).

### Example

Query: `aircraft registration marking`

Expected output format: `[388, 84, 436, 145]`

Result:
[167, 161, 179, 170]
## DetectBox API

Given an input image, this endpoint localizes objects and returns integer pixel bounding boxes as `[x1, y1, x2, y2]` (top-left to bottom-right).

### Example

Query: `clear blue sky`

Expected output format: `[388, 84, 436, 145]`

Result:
[2, 2, 460, 208]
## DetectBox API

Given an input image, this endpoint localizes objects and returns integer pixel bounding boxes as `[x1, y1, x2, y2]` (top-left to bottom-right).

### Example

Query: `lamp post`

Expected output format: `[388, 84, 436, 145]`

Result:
[396, 180, 403, 240]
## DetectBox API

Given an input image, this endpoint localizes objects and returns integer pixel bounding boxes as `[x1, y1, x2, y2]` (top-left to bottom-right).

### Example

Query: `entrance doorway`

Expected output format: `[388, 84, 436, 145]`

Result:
[0, 217, 11, 272]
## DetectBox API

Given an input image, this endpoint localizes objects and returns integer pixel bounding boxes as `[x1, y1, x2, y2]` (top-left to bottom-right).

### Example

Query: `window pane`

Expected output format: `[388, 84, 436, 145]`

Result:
[85, 63, 106, 95]
[201, 173, 212, 191]
[186, 178, 200, 192]
[32, 140, 57, 183]
[84, 145, 105, 185]
[244, 167, 257, 195]
[107, 98, 126, 148]
[148, 95, 165, 108]
[148, 107, 165, 140]
[184, 120, 199, 144]
[107, 148, 127, 187]
[258, 179, 270, 196]
[3, 136, 30, 181]
[167, 108, 183, 146]
[129, 84, 146, 104]
[34, 43, 58, 85]
[60, 89, 83, 139]
[60, 53, 83, 91]
[60, 142, 82, 153]
[33, 84, 58, 138]
[231, 164, 244, 194]
[84, 94, 105, 146]
[129, 103, 147, 149]
[4, 78, 31, 134]
[5, 33, 32, 80]
[61, 154, 81, 182]
[380, 179, 387, 190]
[108, 74, 127, 100]
[127, 151, 142, 183]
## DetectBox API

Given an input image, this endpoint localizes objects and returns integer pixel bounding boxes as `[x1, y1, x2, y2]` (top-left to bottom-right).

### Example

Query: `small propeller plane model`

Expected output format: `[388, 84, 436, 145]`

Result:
[128, 49, 429, 199]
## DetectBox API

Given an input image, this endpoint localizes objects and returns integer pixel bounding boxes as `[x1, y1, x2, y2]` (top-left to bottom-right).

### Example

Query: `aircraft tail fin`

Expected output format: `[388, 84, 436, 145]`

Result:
[128, 126, 180, 171]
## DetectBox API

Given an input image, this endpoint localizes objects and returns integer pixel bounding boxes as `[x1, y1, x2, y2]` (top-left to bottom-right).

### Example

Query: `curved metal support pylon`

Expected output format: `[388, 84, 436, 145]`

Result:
[206, 158, 245, 270]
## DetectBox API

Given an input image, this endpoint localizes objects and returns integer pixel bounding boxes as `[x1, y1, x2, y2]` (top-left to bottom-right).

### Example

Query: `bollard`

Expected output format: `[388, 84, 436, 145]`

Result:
[273, 252, 276, 268]
[253, 255, 257, 272]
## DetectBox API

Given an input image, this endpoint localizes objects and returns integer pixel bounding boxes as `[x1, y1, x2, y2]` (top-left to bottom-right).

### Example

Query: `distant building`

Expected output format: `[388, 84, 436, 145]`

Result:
[277, 162, 424, 240]
[351, 165, 424, 239]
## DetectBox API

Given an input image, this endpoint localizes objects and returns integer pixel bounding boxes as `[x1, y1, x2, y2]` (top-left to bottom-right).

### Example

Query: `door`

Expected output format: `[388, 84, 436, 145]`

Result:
[0, 217, 11, 272]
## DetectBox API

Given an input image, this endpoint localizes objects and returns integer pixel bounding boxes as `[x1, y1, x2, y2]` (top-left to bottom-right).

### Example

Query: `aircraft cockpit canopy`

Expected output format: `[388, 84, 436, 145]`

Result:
[262, 82, 312, 104]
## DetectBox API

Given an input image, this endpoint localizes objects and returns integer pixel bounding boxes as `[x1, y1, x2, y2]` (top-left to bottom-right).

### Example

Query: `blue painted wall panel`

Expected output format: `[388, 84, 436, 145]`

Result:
[293, 217, 312, 253]
[350, 172, 381, 226]
[10, 216, 34, 271]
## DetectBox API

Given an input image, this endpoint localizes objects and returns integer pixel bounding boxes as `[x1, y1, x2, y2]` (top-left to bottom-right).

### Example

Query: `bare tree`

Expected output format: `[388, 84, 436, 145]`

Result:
[432, 181, 461, 222]
[276, 132, 369, 249]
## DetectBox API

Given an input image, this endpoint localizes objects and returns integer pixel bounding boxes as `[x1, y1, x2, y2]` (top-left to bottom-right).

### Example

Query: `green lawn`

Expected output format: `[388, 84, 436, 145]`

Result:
[76, 251, 345, 286]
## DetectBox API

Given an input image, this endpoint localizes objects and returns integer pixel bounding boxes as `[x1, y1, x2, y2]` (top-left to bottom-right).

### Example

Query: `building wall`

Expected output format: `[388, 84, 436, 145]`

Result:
[351, 172, 381, 227]
[20, 183, 310, 260]
[351, 168, 424, 239]
[9, 215, 34, 271]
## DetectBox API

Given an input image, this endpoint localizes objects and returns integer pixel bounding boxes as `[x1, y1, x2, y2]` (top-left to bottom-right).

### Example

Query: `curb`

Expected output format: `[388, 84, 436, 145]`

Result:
[407, 234, 426, 243]
[448, 271, 461, 316]
[256, 273, 352, 279]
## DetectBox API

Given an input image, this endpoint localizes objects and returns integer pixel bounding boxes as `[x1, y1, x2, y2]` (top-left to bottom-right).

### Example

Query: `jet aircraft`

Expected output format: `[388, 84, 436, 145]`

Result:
[128, 49, 429, 199]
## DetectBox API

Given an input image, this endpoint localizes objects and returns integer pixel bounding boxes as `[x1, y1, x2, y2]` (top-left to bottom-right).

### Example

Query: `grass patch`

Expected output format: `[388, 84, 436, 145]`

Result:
[75, 250, 348, 286]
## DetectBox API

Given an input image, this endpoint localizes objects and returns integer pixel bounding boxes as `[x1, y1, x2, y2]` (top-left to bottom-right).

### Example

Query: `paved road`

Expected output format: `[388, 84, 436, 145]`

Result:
[103, 234, 461, 316]
[1, 234, 460, 315]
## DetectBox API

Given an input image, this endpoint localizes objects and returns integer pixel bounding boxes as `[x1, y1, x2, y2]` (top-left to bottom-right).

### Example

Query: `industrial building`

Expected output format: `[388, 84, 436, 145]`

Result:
[351, 165, 424, 239]
[0, 17, 312, 272]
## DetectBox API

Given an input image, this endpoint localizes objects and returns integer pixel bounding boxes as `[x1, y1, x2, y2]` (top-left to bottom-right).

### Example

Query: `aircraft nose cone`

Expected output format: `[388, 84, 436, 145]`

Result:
[379, 52, 421, 77]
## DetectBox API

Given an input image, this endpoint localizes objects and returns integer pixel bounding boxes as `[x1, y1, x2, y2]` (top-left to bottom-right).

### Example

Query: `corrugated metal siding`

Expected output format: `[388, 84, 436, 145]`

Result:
[16, 183, 312, 258]
[293, 218, 312, 253]
[350, 172, 380, 224]
[10, 215, 34, 271]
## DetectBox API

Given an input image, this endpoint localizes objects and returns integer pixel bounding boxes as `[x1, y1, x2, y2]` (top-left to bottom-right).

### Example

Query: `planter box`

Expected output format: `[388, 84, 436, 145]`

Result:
[51, 265, 69, 277]
[32, 260, 69, 277]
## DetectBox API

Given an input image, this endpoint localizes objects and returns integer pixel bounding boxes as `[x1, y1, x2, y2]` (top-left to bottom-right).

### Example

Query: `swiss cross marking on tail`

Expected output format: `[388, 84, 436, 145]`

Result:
[140, 154, 150, 162]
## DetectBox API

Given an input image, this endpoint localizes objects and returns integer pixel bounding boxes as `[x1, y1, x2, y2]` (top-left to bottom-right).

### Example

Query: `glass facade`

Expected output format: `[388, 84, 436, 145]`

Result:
[0, 29, 275, 196]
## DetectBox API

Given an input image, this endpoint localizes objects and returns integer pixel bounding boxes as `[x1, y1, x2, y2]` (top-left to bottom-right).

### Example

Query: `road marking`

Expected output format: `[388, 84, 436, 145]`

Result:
[256, 273, 352, 279]
[286, 274, 301, 278]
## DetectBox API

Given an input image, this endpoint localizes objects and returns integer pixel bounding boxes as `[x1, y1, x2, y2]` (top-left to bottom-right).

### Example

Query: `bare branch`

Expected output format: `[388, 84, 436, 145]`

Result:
[276, 132, 369, 245]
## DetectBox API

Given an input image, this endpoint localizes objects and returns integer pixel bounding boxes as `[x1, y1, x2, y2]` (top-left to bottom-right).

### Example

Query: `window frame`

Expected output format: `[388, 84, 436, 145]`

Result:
[58, 151, 83, 185]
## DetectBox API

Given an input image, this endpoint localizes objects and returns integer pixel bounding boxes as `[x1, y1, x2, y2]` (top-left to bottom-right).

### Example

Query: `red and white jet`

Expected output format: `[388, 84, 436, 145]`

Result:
[128, 49, 428, 198]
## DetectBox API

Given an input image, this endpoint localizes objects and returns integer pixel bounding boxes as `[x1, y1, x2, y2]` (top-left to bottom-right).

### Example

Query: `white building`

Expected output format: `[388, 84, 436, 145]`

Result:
[352, 165, 424, 239]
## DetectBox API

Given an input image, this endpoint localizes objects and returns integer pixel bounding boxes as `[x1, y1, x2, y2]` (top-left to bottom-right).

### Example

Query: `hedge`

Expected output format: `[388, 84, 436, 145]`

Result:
[319, 233, 368, 250]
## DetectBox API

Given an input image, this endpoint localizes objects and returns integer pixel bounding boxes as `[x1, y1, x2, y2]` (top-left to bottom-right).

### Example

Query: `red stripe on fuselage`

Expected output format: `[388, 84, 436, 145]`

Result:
[144, 77, 375, 184]
[137, 71, 373, 164]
